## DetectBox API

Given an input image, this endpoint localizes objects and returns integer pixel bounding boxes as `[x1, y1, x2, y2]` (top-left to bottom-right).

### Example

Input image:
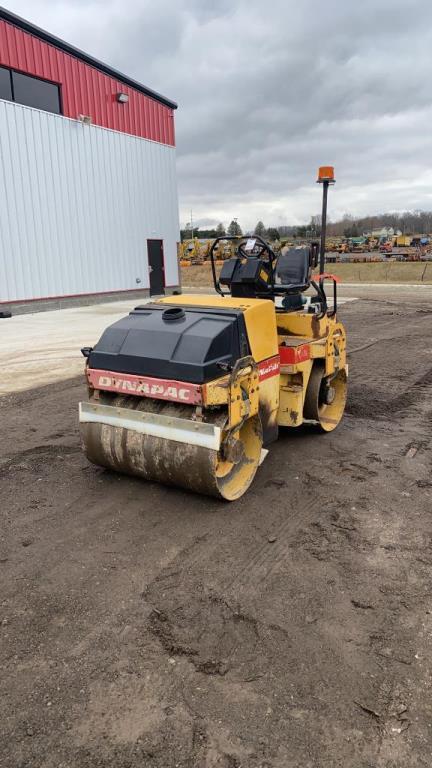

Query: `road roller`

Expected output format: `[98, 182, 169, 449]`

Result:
[79, 236, 347, 500]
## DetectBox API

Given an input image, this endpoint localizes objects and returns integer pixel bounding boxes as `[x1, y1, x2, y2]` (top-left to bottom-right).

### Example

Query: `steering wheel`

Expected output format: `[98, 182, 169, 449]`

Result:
[237, 238, 269, 259]
[237, 237, 276, 262]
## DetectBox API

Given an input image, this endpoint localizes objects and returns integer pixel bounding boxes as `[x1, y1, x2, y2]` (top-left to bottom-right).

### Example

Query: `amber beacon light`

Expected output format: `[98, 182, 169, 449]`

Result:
[317, 166, 335, 183]
[317, 166, 336, 273]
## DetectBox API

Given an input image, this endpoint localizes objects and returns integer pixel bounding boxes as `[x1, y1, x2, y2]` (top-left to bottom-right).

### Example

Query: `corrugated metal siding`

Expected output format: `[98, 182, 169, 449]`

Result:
[0, 19, 175, 145]
[0, 100, 180, 302]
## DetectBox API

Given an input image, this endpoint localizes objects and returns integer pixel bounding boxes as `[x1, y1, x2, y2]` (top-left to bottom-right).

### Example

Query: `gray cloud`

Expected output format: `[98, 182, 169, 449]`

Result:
[11, 0, 432, 228]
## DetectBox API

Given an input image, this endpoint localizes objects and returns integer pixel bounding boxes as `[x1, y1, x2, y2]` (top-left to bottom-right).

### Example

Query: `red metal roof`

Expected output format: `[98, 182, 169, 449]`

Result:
[0, 9, 176, 146]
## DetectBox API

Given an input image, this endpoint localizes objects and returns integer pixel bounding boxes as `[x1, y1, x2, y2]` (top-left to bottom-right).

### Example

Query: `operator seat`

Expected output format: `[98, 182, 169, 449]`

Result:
[276, 247, 313, 311]
[276, 247, 312, 291]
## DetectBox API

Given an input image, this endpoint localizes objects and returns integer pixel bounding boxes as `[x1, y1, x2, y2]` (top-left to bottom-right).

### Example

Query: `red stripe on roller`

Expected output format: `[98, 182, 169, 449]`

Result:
[258, 355, 280, 381]
[87, 368, 202, 404]
[279, 344, 310, 365]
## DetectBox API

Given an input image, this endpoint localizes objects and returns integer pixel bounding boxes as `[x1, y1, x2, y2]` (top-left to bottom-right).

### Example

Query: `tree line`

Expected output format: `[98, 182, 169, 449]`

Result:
[181, 209, 432, 243]
[181, 220, 281, 241]
[325, 210, 432, 237]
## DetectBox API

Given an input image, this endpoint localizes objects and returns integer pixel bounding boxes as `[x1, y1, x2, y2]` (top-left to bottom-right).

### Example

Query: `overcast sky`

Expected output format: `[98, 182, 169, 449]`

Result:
[10, 0, 432, 229]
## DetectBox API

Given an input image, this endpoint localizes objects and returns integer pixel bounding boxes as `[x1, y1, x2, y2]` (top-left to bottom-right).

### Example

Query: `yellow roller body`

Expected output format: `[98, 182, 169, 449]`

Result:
[79, 288, 348, 500]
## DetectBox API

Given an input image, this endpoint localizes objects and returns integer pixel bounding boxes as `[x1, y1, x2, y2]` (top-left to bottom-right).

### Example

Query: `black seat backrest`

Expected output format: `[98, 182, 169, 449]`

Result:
[276, 247, 311, 289]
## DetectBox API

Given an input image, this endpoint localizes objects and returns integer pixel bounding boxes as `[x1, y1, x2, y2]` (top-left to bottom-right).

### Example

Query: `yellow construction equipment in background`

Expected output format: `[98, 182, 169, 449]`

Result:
[179, 238, 205, 265]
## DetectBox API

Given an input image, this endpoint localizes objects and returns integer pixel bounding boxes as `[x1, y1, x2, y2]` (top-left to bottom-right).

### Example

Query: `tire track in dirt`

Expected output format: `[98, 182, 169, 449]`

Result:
[222, 487, 333, 595]
[347, 366, 432, 419]
[0, 444, 80, 472]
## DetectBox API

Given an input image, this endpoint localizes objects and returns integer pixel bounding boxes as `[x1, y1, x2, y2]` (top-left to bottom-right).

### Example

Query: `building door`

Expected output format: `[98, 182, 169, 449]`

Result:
[147, 239, 165, 296]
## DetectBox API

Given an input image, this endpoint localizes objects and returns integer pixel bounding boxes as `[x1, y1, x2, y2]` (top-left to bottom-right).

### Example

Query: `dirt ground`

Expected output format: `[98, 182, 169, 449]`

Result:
[1, 293, 432, 768]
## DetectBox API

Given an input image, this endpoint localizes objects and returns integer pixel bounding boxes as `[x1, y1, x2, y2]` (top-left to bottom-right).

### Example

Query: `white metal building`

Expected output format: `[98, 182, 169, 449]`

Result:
[0, 8, 180, 311]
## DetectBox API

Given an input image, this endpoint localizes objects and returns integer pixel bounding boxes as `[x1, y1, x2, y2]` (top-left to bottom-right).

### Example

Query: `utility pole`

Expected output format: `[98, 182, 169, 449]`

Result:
[317, 166, 335, 274]
[190, 209, 194, 240]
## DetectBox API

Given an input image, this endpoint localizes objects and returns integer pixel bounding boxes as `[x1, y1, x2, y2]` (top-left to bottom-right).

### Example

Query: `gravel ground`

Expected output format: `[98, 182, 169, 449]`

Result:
[1, 294, 432, 767]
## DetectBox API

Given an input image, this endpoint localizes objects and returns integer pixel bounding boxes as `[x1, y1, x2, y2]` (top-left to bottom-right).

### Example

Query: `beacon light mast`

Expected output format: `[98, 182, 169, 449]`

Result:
[317, 166, 335, 275]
